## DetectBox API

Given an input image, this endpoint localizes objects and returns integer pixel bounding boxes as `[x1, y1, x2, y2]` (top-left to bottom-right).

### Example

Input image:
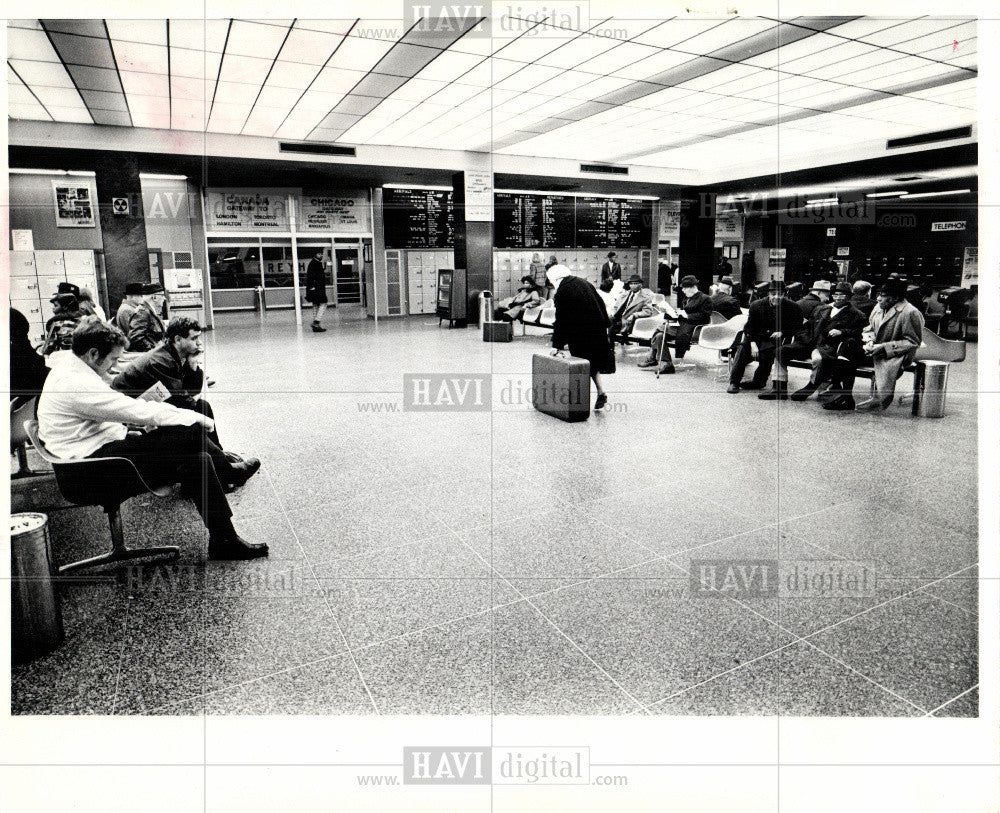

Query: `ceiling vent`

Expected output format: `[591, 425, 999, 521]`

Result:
[279, 142, 357, 157]
[886, 126, 972, 150]
[893, 175, 930, 182]
[580, 163, 628, 175]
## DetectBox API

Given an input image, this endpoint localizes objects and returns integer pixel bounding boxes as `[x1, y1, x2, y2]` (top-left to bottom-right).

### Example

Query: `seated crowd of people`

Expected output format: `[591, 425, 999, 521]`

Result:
[12, 281, 266, 561]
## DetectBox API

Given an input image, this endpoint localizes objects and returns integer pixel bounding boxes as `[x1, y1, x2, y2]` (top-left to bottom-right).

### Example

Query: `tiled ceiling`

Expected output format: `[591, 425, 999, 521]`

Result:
[7, 15, 977, 173]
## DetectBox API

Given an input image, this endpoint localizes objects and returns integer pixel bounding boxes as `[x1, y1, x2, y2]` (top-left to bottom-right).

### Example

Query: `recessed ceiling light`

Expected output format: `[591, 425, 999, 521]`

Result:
[900, 188, 971, 199]
[865, 190, 907, 198]
[805, 197, 838, 205]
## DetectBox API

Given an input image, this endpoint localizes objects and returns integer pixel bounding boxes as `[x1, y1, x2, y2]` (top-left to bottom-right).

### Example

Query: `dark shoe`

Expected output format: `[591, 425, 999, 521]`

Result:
[822, 395, 856, 411]
[657, 364, 675, 375]
[311, 323, 327, 333]
[637, 359, 658, 369]
[208, 535, 269, 560]
[758, 383, 788, 400]
[726, 383, 740, 394]
[790, 384, 817, 402]
[741, 380, 766, 390]
[206, 377, 216, 387]
[594, 393, 608, 410]
[227, 457, 261, 489]
[816, 388, 838, 403]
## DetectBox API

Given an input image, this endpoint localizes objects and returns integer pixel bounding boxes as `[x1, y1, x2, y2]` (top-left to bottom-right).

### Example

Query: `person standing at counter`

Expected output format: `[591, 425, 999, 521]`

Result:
[305, 250, 329, 333]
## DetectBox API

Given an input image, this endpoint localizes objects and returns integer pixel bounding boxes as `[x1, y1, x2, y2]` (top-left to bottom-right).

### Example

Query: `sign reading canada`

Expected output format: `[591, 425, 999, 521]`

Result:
[298, 191, 370, 232]
[205, 188, 290, 230]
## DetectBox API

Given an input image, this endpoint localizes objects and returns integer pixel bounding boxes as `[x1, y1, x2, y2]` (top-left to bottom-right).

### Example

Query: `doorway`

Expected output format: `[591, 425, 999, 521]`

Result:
[335, 246, 361, 304]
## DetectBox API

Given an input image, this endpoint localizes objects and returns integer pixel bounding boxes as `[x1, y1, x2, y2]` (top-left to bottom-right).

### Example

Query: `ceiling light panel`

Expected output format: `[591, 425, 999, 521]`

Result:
[535, 34, 622, 70]
[390, 77, 449, 102]
[7, 28, 61, 62]
[677, 18, 777, 56]
[44, 19, 106, 37]
[420, 81, 482, 106]
[857, 18, 963, 47]
[373, 42, 442, 78]
[276, 27, 349, 65]
[673, 62, 764, 93]
[780, 41, 883, 76]
[414, 50, 483, 82]
[106, 19, 167, 46]
[742, 32, 842, 69]
[127, 94, 170, 128]
[311, 66, 366, 95]
[169, 47, 224, 81]
[493, 63, 563, 92]
[896, 20, 975, 55]
[273, 107, 326, 138]
[119, 70, 169, 99]
[8, 20, 43, 31]
[611, 49, 696, 82]
[9, 103, 51, 121]
[800, 49, 902, 81]
[68, 65, 122, 93]
[30, 86, 86, 109]
[225, 20, 291, 58]
[46, 105, 94, 124]
[493, 34, 562, 64]
[167, 19, 230, 53]
[480, 58, 525, 84]
[325, 34, 396, 73]
[632, 19, 728, 48]
[7, 59, 74, 87]
[112, 41, 168, 76]
[212, 80, 257, 106]
[242, 105, 290, 136]
[80, 88, 129, 113]
[296, 20, 356, 37]
[575, 41, 660, 74]
[47, 32, 116, 69]
[218, 55, 275, 86]
[171, 97, 206, 130]
[264, 60, 322, 90]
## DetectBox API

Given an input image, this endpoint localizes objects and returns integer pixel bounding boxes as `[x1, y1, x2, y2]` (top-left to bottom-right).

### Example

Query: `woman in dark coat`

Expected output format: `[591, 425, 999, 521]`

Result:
[10, 308, 50, 406]
[304, 250, 329, 333]
[548, 265, 616, 410]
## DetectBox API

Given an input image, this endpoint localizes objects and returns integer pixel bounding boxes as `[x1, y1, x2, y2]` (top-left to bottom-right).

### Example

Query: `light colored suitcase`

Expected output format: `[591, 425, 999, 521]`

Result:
[532, 352, 591, 422]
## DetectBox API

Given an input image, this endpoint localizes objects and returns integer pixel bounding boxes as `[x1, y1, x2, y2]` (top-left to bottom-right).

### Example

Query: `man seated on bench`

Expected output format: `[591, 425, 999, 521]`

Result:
[495, 276, 542, 321]
[727, 280, 803, 396]
[111, 316, 256, 479]
[772, 280, 830, 378]
[638, 275, 712, 375]
[710, 276, 742, 320]
[856, 278, 924, 411]
[789, 282, 868, 410]
[610, 275, 656, 341]
[37, 318, 267, 561]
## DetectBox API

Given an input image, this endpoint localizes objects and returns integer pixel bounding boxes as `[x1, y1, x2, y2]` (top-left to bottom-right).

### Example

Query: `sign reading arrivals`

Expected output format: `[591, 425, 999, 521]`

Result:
[205, 188, 290, 231]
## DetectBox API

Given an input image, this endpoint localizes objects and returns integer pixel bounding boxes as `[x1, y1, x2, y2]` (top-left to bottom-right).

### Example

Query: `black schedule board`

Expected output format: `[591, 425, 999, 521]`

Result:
[575, 196, 609, 248]
[493, 192, 524, 248]
[494, 193, 574, 248]
[608, 198, 653, 248]
[383, 187, 454, 248]
[537, 195, 574, 248]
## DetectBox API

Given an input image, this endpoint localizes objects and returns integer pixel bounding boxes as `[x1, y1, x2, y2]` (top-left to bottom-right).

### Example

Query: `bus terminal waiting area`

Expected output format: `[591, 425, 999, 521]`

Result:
[11, 308, 978, 717]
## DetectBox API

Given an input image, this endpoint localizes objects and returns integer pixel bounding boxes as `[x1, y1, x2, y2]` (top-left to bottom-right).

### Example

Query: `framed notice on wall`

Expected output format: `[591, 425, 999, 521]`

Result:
[52, 180, 96, 228]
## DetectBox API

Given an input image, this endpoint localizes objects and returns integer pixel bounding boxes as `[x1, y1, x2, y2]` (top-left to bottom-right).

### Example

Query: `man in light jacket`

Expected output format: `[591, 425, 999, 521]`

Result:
[857, 277, 924, 411]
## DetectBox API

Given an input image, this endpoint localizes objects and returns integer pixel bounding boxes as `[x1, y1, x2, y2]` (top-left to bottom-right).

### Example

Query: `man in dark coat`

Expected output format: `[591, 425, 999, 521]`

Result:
[599, 252, 622, 293]
[305, 250, 329, 333]
[850, 280, 875, 318]
[127, 283, 167, 352]
[113, 316, 259, 481]
[727, 280, 803, 397]
[638, 275, 712, 375]
[709, 277, 742, 320]
[549, 265, 615, 411]
[115, 281, 144, 334]
[789, 282, 869, 409]
[774, 280, 832, 377]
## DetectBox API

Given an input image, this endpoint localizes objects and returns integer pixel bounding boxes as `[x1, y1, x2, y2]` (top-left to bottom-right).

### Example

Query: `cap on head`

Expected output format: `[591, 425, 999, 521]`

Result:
[679, 275, 698, 288]
[833, 282, 853, 296]
[810, 280, 832, 292]
[878, 278, 908, 299]
[141, 282, 165, 295]
[124, 282, 144, 296]
[627, 274, 644, 285]
[54, 281, 81, 297]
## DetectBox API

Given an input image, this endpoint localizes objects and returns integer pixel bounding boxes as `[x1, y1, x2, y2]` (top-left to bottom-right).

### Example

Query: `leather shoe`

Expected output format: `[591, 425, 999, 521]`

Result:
[822, 395, 856, 411]
[726, 384, 740, 394]
[227, 457, 261, 489]
[637, 359, 658, 369]
[208, 535, 269, 560]
[790, 384, 816, 401]
[741, 380, 766, 390]
[594, 393, 608, 410]
[311, 323, 327, 333]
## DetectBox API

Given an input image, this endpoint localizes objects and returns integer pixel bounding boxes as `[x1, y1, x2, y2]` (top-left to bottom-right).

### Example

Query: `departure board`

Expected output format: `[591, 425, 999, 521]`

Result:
[609, 198, 653, 247]
[574, 196, 609, 248]
[494, 193, 575, 248]
[383, 187, 454, 248]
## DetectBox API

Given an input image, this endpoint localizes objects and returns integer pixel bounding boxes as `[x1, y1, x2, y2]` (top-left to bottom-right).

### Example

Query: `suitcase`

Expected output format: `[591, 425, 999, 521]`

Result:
[483, 321, 513, 342]
[532, 352, 591, 422]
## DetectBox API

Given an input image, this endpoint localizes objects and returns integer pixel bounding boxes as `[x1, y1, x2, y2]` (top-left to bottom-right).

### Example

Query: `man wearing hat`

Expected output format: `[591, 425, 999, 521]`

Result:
[727, 279, 803, 396]
[42, 286, 85, 355]
[115, 282, 145, 334]
[638, 275, 712, 374]
[768, 280, 833, 393]
[599, 252, 622, 293]
[127, 282, 167, 352]
[790, 282, 868, 409]
[610, 274, 655, 339]
[857, 278, 924, 410]
[710, 277, 742, 320]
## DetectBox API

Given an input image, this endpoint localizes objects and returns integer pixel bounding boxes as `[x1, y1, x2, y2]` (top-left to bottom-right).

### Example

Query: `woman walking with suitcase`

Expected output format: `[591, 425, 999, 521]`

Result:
[547, 264, 616, 411]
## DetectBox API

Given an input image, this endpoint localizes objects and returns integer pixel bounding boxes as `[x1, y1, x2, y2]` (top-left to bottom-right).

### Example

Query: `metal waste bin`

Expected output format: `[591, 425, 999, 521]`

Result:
[10, 513, 64, 664]
[478, 290, 493, 327]
[912, 360, 950, 418]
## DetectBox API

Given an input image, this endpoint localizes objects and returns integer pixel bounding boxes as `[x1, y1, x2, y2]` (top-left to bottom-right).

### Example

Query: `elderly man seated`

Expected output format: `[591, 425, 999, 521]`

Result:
[638, 275, 712, 375]
[710, 276, 742, 320]
[128, 282, 167, 352]
[610, 274, 656, 339]
[495, 276, 543, 321]
[37, 318, 266, 560]
[857, 278, 924, 411]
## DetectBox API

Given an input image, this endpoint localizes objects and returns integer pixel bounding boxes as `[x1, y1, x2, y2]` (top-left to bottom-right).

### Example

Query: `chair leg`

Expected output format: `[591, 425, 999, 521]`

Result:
[57, 505, 180, 575]
[11, 444, 42, 479]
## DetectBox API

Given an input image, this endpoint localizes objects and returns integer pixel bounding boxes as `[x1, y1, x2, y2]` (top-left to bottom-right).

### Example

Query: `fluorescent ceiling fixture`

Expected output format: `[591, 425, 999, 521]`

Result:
[382, 184, 452, 190]
[805, 197, 838, 205]
[140, 173, 188, 180]
[10, 168, 96, 176]
[900, 188, 971, 199]
[501, 189, 658, 200]
[865, 190, 907, 198]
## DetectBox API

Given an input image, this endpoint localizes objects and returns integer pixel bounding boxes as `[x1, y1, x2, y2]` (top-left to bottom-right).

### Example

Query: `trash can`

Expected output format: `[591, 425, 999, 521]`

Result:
[253, 286, 265, 313]
[913, 360, 950, 418]
[10, 513, 64, 664]
[478, 290, 493, 327]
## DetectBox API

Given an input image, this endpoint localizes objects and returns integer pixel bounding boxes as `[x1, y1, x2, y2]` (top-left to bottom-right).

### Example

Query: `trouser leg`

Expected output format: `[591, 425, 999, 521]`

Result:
[674, 325, 694, 359]
[313, 303, 327, 323]
[873, 356, 907, 403]
[729, 341, 752, 385]
[92, 425, 235, 538]
[188, 399, 222, 449]
[752, 344, 776, 386]
[643, 331, 662, 363]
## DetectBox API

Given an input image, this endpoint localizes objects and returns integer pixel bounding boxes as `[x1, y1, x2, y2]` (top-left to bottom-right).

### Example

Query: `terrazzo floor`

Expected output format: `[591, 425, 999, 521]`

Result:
[11, 305, 980, 716]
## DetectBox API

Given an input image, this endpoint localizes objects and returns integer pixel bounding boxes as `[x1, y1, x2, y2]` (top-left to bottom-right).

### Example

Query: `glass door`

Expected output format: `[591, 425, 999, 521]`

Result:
[261, 239, 296, 309]
[334, 244, 361, 304]
[208, 238, 260, 311]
